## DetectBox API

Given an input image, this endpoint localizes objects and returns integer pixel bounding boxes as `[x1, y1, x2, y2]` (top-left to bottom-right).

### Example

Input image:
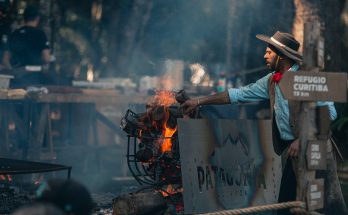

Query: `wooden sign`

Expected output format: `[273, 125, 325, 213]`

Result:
[307, 179, 324, 211]
[178, 119, 282, 214]
[306, 140, 327, 170]
[279, 71, 347, 102]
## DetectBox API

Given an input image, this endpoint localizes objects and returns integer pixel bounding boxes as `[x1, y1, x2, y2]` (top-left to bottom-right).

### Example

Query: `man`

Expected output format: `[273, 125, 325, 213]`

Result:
[11, 203, 64, 215]
[182, 31, 347, 214]
[36, 179, 94, 215]
[0, 0, 12, 71]
[2, 5, 52, 158]
[3, 5, 51, 87]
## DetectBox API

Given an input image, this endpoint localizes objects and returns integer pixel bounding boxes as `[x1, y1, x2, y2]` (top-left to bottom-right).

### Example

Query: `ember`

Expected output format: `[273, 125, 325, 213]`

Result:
[118, 90, 196, 214]
[0, 174, 12, 182]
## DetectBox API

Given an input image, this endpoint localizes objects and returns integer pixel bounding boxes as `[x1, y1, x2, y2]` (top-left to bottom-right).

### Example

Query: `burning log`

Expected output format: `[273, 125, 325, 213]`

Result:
[175, 89, 190, 104]
[136, 148, 153, 162]
[112, 192, 167, 215]
[148, 105, 166, 121]
[175, 89, 198, 118]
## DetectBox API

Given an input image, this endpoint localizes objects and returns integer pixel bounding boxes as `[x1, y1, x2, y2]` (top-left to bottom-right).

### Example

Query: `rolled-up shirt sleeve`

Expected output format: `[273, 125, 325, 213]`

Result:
[317, 101, 337, 120]
[228, 73, 272, 104]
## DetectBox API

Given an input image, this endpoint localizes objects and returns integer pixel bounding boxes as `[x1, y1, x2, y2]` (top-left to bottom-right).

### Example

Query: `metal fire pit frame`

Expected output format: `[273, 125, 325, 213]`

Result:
[0, 158, 72, 179]
[122, 109, 161, 186]
[127, 135, 153, 185]
[127, 134, 162, 186]
[126, 134, 180, 186]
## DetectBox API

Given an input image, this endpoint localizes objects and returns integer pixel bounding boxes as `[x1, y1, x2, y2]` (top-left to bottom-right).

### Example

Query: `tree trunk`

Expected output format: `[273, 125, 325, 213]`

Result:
[225, 0, 236, 73]
[292, 0, 321, 53]
[321, 0, 346, 71]
[114, 0, 154, 77]
[105, 2, 121, 77]
[292, 0, 345, 71]
[128, 0, 154, 76]
[39, 0, 53, 46]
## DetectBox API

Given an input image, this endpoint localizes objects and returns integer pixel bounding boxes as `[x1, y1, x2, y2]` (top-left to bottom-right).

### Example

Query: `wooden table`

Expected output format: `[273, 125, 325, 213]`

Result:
[0, 87, 147, 160]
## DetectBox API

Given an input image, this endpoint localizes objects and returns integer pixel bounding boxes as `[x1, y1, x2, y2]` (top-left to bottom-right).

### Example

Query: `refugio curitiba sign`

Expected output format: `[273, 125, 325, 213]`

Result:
[279, 71, 347, 102]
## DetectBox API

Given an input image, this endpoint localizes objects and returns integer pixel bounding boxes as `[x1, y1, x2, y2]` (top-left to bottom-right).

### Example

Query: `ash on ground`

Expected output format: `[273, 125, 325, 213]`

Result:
[92, 192, 117, 215]
[0, 183, 36, 214]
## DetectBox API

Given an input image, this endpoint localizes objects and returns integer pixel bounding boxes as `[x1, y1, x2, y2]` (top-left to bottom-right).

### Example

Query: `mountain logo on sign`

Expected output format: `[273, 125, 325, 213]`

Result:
[222, 133, 249, 156]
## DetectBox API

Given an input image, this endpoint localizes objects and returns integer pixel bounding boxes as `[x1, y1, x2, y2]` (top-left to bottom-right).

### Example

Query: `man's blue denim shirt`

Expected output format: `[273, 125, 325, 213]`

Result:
[228, 64, 337, 141]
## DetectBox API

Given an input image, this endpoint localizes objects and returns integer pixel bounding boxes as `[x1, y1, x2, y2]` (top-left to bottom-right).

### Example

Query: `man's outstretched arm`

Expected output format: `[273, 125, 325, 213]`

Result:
[181, 73, 272, 114]
[181, 91, 230, 114]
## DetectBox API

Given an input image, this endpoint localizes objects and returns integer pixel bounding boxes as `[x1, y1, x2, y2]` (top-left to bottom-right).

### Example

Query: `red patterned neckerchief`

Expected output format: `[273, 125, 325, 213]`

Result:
[272, 72, 283, 83]
[272, 67, 291, 83]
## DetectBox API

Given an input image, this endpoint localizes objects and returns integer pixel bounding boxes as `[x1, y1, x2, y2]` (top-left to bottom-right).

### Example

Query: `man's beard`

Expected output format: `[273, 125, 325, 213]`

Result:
[266, 61, 275, 71]
[266, 57, 278, 71]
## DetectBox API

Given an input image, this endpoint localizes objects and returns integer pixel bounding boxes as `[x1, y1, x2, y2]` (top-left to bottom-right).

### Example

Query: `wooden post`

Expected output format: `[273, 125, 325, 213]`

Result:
[279, 21, 348, 215]
[302, 21, 321, 70]
[297, 20, 324, 213]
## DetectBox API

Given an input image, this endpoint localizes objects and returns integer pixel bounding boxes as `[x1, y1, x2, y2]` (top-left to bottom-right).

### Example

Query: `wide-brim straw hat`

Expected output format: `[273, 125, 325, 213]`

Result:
[256, 31, 302, 62]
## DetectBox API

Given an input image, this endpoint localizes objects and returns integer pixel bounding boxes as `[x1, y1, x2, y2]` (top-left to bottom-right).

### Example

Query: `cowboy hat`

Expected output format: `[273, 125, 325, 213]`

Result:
[256, 31, 302, 62]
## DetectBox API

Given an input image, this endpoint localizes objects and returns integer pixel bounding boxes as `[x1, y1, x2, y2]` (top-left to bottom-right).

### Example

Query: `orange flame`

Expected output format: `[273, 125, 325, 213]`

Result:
[161, 118, 177, 153]
[161, 184, 174, 197]
[159, 184, 183, 197]
[148, 90, 177, 153]
[149, 90, 176, 107]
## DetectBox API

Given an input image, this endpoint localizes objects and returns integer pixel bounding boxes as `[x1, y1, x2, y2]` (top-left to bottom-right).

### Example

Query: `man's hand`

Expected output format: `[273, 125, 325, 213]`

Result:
[181, 98, 199, 114]
[180, 91, 231, 115]
[287, 138, 300, 157]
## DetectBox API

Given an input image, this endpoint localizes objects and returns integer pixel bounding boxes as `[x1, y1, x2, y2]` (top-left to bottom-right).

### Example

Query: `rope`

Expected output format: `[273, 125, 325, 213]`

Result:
[197, 201, 305, 215]
[290, 207, 324, 215]
[290, 207, 308, 215]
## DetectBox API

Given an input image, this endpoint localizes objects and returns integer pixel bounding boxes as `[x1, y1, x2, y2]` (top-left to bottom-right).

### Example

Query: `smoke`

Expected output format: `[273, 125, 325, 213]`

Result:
[113, 0, 296, 80]
[47, 0, 298, 193]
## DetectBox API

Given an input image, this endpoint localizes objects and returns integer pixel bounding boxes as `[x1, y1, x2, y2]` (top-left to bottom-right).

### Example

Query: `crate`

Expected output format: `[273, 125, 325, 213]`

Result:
[0, 74, 14, 89]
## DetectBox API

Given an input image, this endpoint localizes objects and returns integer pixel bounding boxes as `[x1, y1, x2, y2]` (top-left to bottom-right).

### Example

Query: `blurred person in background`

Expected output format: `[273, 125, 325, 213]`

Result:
[0, 0, 12, 71]
[35, 179, 94, 215]
[3, 5, 52, 87]
[11, 203, 64, 215]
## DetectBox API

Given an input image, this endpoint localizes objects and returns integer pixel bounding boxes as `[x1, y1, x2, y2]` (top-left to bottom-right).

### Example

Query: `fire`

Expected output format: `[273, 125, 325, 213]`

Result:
[161, 116, 177, 153]
[150, 90, 176, 107]
[161, 184, 174, 197]
[147, 90, 178, 153]
[160, 184, 183, 197]
[121, 89, 184, 212]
